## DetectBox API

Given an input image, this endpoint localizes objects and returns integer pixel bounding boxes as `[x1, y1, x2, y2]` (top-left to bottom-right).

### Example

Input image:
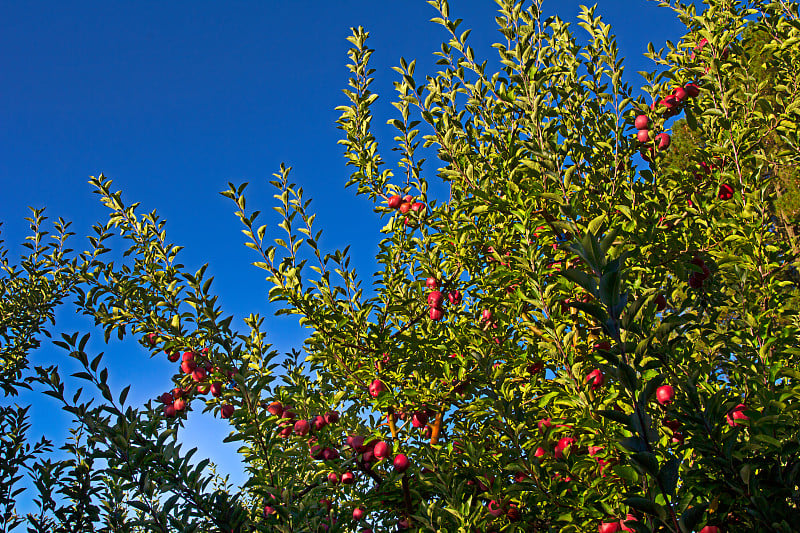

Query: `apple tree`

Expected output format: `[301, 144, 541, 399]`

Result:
[2, 0, 800, 532]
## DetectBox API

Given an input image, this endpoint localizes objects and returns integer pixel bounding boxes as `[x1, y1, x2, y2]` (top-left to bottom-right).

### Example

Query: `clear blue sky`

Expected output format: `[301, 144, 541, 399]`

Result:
[1, 0, 692, 506]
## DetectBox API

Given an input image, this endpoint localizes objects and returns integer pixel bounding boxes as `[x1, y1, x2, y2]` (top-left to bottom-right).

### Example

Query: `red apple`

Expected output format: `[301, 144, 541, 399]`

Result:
[634, 114, 649, 130]
[699, 526, 719, 533]
[164, 404, 177, 417]
[322, 447, 340, 460]
[447, 290, 462, 305]
[411, 201, 425, 212]
[425, 276, 438, 289]
[341, 471, 355, 484]
[167, 350, 180, 362]
[411, 411, 429, 428]
[173, 398, 187, 412]
[294, 419, 311, 436]
[312, 415, 327, 431]
[399, 202, 412, 214]
[718, 183, 734, 200]
[210, 381, 223, 397]
[599, 521, 621, 533]
[159, 392, 173, 404]
[654, 294, 668, 311]
[685, 82, 700, 97]
[672, 86, 688, 101]
[534, 447, 546, 457]
[327, 472, 339, 485]
[481, 309, 492, 322]
[393, 454, 410, 472]
[538, 418, 552, 432]
[387, 195, 402, 209]
[636, 129, 650, 143]
[181, 360, 197, 374]
[325, 411, 339, 424]
[585, 369, 605, 390]
[353, 507, 366, 520]
[656, 385, 675, 406]
[429, 306, 444, 321]
[554, 436, 576, 459]
[145, 332, 158, 347]
[427, 290, 444, 306]
[726, 403, 749, 426]
[220, 404, 234, 419]
[267, 401, 284, 417]
[369, 379, 387, 398]
[191, 367, 207, 382]
[656, 132, 671, 150]
[278, 426, 292, 438]
[620, 514, 638, 532]
[374, 440, 391, 460]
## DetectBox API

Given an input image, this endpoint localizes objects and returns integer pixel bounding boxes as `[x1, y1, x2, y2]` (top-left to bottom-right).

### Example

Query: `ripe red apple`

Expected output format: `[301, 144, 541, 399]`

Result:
[538, 418, 552, 432]
[191, 367, 207, 382]
[634, 114, 649, 130]
[220, 404, 234, 419]
[164, 404, 177, 417]
[369, 379, 387, 398]
[672, 86, 688, 102]
[278, 426, 292, 438]
[554, 436, 576, 459]
[534, 447, 546, 457]
[620, 514, 638, 532]
[425, 276, 438, 289]
[429, 306, 444, 321]
[447, 290, 462, 305]
[654, 294, 668, 311]
[684, 82, 700, 97]
[656, 385, 675, 406]
[411, 411, 429, 428]
[636, 129, 650, 143]
[588, 445, 603, 456]
[352, 507, 366, 520]
[145, 332, 158, 347]
[506, 505, 521, 521]
[387, 195, 402, 209]
[656, 132, 671, 150]
[718, 183, 734, 200]
[312, 415, 327, 431]
[585, 369, 605, 390]
[294, 419, 311, 436]
[481, 309, 492, 322]
[410, 201, 425, 212]
[374, 440, 391, 460]
[341, 471, 355, 484]
[173, 398, 187, 412]
[348, 435, 366, 452]
[166, 350, 180, 362]
[322, 447, 340, 460]
[267, 401, 283, 417]
[594, 341, 611, 351]
[699, 526, 719, 533]
[399, 202, 412, 214]
[180, 360, 197, 374]
[327, 472, 339, 485]
[324, 411, 339, 424]
[393, 453, 410, 472]
[210, 381, 223, 397]
[726, 403, 749, 426]
[598, 521, 621, 533]
[427, 290, 444, 306]
[320, 498, 332, 511]
[159, 392, 173, 404]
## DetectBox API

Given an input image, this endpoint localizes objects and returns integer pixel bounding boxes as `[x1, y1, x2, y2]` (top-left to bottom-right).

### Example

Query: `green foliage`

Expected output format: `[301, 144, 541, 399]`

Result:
[3, 0, 800, 531]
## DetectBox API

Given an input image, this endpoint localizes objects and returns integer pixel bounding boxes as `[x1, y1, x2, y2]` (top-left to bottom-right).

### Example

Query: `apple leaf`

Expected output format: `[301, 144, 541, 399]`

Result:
[678, 503, 709, 533]
[623, 496, 665, 519]
[598, 409, 634, 431]
[658, 456, 680, 497]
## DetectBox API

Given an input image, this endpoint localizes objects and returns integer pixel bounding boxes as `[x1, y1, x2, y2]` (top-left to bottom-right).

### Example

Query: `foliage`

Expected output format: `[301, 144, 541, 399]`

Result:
[2, 0, 800, 532]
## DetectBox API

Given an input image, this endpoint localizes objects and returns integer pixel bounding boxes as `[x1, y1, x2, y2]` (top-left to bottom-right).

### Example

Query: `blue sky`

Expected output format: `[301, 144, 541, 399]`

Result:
[1, 0, 692, 508]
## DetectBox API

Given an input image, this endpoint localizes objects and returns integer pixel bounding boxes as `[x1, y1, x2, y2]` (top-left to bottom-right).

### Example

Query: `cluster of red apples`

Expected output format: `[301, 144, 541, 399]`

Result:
[634, 81, 700, 159]
[387, 194, 426, 226]
[424, 276, 461, 321]
[143, 333, 235, 420]
[264, 399, 411, 529]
